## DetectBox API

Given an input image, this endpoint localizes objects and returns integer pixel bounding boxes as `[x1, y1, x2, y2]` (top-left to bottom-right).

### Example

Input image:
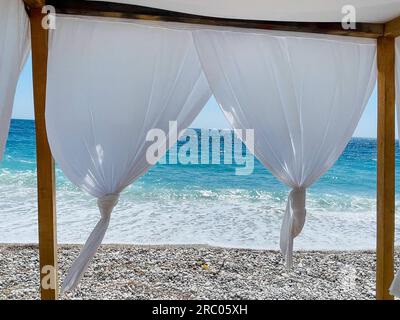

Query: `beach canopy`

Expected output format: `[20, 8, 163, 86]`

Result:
[91, 0, 400, 23]
[46, 14, 378, 291]
[0, 0, 400, 299]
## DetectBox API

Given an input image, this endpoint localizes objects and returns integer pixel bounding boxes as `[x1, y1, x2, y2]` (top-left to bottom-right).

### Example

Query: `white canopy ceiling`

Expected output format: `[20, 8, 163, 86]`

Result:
[93, 0, 400, 23]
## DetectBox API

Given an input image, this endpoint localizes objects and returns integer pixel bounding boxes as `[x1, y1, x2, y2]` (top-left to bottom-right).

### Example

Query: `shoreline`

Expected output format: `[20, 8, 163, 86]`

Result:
[0, 242, 393, 252]
[1, 244, 399, 300]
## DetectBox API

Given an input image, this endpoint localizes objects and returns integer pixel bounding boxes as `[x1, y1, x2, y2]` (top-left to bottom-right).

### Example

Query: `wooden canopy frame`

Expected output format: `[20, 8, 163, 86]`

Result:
[22, 0, 400, 300]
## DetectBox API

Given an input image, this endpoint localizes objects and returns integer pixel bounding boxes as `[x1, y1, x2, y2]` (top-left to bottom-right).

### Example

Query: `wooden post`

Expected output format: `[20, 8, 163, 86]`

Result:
[376, 36, 395, 300]
[29, 6, 58, 300]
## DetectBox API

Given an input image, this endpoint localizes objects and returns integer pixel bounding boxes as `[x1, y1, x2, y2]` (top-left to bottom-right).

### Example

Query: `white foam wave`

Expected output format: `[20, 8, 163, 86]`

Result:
[0, 185, 399, 250]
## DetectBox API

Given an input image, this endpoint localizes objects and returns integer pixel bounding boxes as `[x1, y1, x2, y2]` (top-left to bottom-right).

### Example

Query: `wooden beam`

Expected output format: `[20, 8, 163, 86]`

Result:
[376, 36, 396, 300]
[385, 16, 400, 37]
[29, 7, 58, 300]
[24, 0, 46, 9]
[45, 0, 384, 38]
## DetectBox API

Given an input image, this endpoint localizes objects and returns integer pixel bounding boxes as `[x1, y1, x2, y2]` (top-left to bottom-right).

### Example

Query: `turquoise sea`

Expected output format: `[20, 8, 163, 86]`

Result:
[0, 119, 399, 249]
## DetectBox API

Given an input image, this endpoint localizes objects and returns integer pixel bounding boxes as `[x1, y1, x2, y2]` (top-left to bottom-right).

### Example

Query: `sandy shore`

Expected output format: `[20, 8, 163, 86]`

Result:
[0, 244, 399, 300]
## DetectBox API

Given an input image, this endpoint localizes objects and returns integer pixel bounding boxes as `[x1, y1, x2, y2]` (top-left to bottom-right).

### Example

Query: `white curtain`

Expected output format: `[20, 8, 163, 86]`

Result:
[46, 16, 211, 292]
[193, 29, 377, 268]
[0, 0, 30, 159]
[390, 37, 400, 298]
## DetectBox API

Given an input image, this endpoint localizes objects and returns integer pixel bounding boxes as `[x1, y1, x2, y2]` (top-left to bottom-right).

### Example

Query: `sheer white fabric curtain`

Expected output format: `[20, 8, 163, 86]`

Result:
[0, 0, 30, 159]
[46, 16, 210, 292]
[390, 37, 400, 298]
[193, 29, 377, 268]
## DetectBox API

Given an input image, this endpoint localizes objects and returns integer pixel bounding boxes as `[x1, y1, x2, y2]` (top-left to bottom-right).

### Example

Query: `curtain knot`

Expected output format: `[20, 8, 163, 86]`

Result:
[289, 187, 306, 237]
[97, 193, 119, 219]
[280, 187, 307, 269]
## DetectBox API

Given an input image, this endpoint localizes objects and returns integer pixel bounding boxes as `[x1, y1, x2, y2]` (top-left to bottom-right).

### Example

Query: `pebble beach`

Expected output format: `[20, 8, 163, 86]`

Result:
[1, 244, 399, 300]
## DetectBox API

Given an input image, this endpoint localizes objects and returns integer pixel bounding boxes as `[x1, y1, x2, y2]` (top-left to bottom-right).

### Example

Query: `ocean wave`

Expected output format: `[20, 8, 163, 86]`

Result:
[1, 188, 398, 250]
[0, 167, 384, 212]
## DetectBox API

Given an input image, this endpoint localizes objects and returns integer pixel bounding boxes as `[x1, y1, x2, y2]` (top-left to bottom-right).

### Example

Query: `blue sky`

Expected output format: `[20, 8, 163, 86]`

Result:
[13, 56, 383, 138]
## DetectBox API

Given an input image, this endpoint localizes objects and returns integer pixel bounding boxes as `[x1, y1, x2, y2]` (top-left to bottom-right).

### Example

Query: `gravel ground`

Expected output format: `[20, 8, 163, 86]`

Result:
[0, 244, 399, 300]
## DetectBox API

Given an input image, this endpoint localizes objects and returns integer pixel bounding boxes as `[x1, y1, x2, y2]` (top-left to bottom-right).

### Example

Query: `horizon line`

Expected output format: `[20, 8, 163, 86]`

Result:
[10, 117, 382, 140]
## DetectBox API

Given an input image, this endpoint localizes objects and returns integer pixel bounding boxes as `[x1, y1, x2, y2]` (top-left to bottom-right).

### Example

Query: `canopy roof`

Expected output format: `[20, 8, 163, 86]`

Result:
[93, 0, 400, 23]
